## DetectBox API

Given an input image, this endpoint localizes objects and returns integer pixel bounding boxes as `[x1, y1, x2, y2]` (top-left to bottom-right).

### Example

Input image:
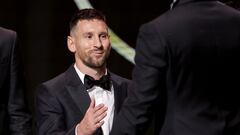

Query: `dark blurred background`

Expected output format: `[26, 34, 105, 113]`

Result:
[0, 0, 239, 134]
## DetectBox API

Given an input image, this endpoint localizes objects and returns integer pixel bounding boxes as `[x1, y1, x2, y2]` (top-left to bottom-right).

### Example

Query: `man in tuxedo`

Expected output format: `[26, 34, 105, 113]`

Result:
[0, 27, 32, 134]
[35, 9, 130, 135]
[110, 0, 240, 135]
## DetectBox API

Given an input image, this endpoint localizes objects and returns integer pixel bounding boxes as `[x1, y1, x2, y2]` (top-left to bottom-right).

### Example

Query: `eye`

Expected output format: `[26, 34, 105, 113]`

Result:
[86, 35, 92, 39]
[84, 33, 93, 39]
[100, 34, 108, 39]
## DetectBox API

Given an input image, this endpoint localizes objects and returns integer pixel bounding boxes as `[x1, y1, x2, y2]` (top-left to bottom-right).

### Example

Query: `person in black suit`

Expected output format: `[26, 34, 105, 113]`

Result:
[0, 27, 32, 135]
[35, 9, 130, 135]
[110, 0, 240, 135]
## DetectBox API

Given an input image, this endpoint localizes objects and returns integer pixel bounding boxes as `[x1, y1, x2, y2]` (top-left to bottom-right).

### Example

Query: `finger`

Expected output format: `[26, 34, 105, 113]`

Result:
[94, 106, 107, 118]
[95, 120, 104, 128]
[93, 103, 105, 113]
[93, 107, 107, 124]
[95, 111, 107, 124]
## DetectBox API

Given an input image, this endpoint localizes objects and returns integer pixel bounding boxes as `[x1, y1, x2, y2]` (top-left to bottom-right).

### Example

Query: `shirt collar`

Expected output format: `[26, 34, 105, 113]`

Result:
[74, 63, 108, 84]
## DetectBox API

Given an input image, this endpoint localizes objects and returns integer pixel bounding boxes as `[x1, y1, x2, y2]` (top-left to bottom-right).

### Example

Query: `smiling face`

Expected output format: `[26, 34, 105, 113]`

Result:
[67, 19, 111, 70]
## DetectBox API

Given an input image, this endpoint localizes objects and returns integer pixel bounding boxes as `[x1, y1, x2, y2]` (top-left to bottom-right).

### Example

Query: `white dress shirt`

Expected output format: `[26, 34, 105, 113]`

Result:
[74, 64, 115, 135]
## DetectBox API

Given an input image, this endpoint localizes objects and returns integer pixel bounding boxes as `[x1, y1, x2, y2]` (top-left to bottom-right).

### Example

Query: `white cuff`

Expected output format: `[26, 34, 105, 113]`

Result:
[75, 124, 80, 135]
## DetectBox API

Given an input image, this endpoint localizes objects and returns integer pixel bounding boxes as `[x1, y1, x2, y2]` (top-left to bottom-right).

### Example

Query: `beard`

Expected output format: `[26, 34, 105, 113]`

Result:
[82, 50, 110, 69]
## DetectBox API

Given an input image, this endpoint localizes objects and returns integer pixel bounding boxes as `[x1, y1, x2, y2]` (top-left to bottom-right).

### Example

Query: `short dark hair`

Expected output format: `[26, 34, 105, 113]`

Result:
[69, 8, 107, 32]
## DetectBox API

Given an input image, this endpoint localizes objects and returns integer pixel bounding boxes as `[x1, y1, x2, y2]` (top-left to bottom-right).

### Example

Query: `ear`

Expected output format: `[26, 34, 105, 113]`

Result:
[67, 36, 76, 53]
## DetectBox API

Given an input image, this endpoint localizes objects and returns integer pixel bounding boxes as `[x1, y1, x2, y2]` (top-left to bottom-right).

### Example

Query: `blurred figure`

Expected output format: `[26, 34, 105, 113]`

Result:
[224, 0, 240, 10]
[35, 9, 130, 135]
[110, 0, 240, 135]
[0, 27, 32, 135]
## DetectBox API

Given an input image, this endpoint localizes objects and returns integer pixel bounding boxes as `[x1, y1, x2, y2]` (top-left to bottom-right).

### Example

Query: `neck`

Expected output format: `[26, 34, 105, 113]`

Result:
[75, 61, 106, 80]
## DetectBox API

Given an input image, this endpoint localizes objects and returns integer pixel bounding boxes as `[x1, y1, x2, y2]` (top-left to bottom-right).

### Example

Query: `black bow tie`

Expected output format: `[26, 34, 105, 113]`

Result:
[84, 74, 111, 91]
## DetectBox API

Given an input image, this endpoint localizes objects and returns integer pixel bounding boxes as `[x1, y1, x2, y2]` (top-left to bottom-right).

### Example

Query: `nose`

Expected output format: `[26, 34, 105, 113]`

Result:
[94, 36, 103, 48]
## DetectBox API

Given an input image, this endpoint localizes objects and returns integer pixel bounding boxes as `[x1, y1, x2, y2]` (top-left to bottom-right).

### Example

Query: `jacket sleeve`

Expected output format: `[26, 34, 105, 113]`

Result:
[110, 23, 168, 135]
[35, 84, 76, 135]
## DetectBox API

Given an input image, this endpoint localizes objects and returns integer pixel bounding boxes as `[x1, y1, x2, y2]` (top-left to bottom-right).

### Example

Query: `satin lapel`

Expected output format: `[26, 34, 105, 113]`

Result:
[65, 65, 91, 115]
[112, 79, 121, 125]
[111, 72, 128, 125]
[66, 84, 91, 115]
[112, 80, 122, 114]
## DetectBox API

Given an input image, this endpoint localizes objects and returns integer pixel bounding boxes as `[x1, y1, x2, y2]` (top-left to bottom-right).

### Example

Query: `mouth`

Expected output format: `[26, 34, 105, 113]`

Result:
[94, 51, 104, 54]
[91, 50, 105, 57]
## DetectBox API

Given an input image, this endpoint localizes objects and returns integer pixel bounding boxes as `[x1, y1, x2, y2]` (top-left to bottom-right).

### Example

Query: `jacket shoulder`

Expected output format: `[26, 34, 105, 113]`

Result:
[109, 72, 131, 85]
[40, 72, 67, 91]
[0, 27, 16, 41]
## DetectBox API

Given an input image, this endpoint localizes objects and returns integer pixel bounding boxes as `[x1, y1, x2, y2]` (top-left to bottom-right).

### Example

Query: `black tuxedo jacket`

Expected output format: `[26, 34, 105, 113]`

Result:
[0, 27, 32, 135]
[111, 0, 240, 135]
[36, 65, 130, 135]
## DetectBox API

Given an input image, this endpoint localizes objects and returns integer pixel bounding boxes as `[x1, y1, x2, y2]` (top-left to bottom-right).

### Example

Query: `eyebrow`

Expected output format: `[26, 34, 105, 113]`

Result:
[82, 32, 93, 36]
[99, 32, 108, 35]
